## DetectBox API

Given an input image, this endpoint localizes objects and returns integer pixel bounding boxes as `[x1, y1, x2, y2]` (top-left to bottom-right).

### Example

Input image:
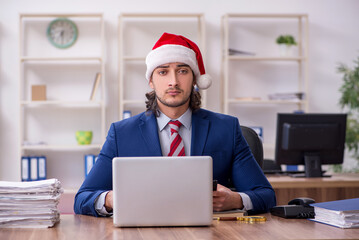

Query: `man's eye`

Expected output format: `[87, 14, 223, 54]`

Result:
[158, 70, 167, 75]
[178, 69, 188, 74]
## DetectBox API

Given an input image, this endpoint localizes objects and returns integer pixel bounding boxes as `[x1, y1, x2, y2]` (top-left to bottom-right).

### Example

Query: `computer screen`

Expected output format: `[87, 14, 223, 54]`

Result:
[275, 113, 347, 177]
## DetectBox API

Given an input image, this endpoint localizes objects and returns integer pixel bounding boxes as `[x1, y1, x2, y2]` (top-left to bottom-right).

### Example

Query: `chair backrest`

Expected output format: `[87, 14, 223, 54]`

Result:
[240, 126, 263, 168]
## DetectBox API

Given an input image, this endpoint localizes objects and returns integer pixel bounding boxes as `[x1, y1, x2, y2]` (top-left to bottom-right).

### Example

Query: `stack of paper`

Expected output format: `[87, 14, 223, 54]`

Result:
[310, 198, 359, 229]
[0, 178, 63, 228]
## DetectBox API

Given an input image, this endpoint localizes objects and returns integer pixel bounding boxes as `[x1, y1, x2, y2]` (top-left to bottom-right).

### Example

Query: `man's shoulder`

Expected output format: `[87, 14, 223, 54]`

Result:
[112, 111, 155, 128]
[195, 108, 238, 122]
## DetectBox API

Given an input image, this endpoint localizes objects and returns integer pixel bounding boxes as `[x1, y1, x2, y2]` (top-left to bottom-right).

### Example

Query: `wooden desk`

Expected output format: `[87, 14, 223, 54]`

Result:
[1, 214, 358, 239]
[268, 173, 359, 205]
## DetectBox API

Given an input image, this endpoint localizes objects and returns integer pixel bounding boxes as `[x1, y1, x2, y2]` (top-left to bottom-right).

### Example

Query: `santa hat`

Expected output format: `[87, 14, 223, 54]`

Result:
[145, 32, 212, 90]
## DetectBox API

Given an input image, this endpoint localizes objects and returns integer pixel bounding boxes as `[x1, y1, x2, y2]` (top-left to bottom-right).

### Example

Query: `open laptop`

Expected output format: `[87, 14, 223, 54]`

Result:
[112, 156, 213, 227]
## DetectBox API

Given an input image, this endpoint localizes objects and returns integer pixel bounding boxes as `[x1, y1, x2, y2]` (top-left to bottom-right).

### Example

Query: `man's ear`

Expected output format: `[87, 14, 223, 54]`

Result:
[149, 78, 154, 89]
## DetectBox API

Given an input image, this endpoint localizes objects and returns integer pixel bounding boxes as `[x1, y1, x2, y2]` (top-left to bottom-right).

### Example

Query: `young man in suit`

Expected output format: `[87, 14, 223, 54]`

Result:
[74, 32, 276, 216]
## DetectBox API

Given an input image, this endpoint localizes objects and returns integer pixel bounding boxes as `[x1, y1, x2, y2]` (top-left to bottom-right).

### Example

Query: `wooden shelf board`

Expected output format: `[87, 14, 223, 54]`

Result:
[227, 99, 306, 104]
[20, 57, 102, 62]
[21, 101, 103, 107]
[228, 56, 306, 61]
[21, 144, 102, 151]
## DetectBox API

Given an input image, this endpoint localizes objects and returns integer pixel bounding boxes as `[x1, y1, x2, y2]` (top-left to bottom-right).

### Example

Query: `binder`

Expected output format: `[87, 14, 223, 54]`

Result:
[21, 157, 30, 181]
[38, 156, 47, 180]
[85, 155, 97, 177]
[310, 198, 359, 228]
[30, 157, 38, 181]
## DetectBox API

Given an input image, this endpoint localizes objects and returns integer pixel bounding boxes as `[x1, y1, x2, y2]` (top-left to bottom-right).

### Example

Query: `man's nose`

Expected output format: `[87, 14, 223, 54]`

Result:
[168, 71, 179, 86]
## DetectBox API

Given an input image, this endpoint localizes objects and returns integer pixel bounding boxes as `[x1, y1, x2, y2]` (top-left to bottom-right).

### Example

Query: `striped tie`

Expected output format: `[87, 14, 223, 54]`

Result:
[168, 120, 185, 156]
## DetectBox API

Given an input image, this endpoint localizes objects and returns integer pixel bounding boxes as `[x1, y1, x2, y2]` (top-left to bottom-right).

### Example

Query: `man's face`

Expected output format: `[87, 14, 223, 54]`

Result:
[149, 62, 195, 110]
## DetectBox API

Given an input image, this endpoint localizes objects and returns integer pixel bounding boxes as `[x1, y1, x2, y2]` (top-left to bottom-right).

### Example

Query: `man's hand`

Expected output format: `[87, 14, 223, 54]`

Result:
[213, 184, 243, 212]
[104, 191, 114, 212]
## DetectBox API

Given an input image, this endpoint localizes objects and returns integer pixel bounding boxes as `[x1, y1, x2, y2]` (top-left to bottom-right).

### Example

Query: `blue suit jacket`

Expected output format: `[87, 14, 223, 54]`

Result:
[74, 109, 276, 216]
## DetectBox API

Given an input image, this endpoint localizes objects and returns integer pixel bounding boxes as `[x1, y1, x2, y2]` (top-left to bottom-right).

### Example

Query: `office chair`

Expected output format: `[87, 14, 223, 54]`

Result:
[228, 126, 264, 191]
[240, 125, 263, 168]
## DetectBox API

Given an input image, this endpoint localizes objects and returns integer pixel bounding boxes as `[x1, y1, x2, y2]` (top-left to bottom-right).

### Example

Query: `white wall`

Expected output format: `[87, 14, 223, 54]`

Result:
[1, 0, 359, 181]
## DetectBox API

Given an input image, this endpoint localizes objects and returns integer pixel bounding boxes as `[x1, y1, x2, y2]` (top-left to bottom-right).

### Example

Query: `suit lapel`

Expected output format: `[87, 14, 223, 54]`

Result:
[139, 113, 163, 156]
[191, 109, 210, 156]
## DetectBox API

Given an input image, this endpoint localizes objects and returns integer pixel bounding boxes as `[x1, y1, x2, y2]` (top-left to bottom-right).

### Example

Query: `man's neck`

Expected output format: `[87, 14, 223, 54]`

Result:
[158, 102, 190, 120]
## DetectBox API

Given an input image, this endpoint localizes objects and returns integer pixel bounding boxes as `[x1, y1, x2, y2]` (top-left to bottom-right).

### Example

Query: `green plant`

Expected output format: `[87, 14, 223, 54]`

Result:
[276, 35, 297, 45]
[337, 56, 359, 171]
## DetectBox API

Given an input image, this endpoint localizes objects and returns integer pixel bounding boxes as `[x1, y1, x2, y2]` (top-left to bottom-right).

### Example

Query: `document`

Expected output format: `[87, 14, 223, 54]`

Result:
[0, 179, 63, 228]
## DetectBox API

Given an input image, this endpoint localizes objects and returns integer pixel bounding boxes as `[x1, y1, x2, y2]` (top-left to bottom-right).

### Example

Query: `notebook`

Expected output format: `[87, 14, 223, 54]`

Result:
[112, 156, 213, 227]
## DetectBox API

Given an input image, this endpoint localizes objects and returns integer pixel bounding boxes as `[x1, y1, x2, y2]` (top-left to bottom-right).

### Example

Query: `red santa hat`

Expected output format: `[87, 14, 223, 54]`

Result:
[145, 32, 212, 90]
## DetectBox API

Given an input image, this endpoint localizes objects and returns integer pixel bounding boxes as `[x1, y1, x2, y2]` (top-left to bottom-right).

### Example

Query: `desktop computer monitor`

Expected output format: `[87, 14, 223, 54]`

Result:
[275, 113, 347, 177]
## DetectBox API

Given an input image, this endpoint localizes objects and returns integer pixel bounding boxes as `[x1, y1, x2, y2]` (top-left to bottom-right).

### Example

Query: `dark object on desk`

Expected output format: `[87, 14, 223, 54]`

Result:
[213, 180, 218, 191]
[262, 159, 281, 172]
[275, 113, 347, 178]
[270, 197, 315, 219]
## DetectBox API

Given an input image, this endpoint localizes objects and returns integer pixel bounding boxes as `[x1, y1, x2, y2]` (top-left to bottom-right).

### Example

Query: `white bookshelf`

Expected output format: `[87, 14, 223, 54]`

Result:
[221, 13, 309, 159]
[19, 13, 106, 190]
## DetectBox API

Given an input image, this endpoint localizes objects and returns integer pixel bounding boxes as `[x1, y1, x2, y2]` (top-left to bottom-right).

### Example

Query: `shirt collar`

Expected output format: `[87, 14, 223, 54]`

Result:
[157, 108, 192, 131]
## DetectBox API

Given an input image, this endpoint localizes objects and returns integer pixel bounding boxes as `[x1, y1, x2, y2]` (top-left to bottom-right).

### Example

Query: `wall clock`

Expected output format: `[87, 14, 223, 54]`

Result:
[47, 18, 78, 49]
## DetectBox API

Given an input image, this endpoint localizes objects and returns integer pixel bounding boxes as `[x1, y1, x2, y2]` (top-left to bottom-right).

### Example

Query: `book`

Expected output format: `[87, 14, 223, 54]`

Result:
[228, 48, 256, 56]
[213, 209, 247, 218]
[310, 198, 359, 228]
[90, 73, 101, 101]
[268, 92, 305, 101]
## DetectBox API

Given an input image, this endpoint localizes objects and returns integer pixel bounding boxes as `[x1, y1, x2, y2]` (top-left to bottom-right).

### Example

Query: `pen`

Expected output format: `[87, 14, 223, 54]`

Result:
[213, 217, 241, 221]
[213, 216, 267, 222]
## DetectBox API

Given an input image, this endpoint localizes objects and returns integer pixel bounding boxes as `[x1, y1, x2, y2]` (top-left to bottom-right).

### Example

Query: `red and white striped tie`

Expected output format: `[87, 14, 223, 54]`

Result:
[168, 120, 185, 156]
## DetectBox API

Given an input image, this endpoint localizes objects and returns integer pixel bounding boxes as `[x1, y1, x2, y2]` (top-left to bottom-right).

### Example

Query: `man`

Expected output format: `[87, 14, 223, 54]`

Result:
[74, 32, 276, 217]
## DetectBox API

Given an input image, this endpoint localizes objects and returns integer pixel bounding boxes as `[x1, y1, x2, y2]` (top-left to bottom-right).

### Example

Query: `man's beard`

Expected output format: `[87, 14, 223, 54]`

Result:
[156, 88, 192, 108]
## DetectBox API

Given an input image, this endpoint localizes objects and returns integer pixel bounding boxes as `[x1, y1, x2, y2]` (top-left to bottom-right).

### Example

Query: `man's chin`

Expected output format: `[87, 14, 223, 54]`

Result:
[158, 98, 188, 108]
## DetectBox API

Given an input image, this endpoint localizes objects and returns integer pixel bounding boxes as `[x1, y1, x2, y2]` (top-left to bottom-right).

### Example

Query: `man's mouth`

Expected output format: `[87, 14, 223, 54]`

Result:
[166, 89, 182, 96]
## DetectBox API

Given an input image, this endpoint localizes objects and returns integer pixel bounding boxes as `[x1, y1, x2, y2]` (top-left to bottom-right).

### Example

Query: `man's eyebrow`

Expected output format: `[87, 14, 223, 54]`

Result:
[155, 65, 169, 69]
[177, 64, 190, 68]
[155, 64, 190, 69]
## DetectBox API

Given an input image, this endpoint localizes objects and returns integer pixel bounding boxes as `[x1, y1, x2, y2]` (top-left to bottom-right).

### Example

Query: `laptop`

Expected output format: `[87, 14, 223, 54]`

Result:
[112, 156, 213, 227]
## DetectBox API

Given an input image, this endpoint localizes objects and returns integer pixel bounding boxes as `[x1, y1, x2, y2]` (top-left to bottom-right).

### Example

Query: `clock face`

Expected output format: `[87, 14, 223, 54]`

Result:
[47, 18, 78, 49]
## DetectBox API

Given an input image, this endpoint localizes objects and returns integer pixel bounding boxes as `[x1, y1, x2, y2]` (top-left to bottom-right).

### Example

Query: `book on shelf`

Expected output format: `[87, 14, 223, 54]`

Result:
[213, 209, 247, 218]
[268, 92, 305, 101]
[90, 73, 101, 101]
[228, 48, 256, 56]
[235, 97, 262, 101]
[309, 198, 359, 229]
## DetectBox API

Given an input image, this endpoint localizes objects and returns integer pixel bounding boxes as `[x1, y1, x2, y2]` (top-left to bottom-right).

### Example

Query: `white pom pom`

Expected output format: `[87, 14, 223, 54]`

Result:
[196, 74, 212, 89]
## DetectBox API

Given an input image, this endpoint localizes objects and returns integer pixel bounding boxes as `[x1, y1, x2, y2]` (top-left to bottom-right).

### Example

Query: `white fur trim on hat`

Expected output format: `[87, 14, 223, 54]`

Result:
[145, 44, 200, 81]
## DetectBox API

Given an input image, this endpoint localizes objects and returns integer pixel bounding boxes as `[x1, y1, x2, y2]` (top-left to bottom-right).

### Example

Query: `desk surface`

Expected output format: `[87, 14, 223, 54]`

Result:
[1, 214, 359, 240]
[267, 173, 359, 188]
[267, 173, 359, 205]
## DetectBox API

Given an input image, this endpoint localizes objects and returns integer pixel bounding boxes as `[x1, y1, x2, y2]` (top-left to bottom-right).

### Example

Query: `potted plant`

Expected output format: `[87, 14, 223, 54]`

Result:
[276, 34, 297, 56]
[336, 56, 359, 172]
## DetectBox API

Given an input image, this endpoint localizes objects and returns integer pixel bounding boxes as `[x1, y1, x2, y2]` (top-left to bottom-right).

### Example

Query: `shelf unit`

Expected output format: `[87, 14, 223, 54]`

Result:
[221, 13, 309, 158]
[118, 13, 207, 120]
[19, 13, 105, 191]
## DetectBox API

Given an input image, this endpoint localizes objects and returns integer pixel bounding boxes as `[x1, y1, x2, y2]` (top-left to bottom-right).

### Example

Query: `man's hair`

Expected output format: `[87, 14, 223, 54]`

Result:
[145, 86, 201, 117]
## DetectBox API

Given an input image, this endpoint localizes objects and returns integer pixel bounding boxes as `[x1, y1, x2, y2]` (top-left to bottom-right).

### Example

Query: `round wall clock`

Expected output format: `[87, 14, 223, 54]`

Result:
[47, 18, 78, 49]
